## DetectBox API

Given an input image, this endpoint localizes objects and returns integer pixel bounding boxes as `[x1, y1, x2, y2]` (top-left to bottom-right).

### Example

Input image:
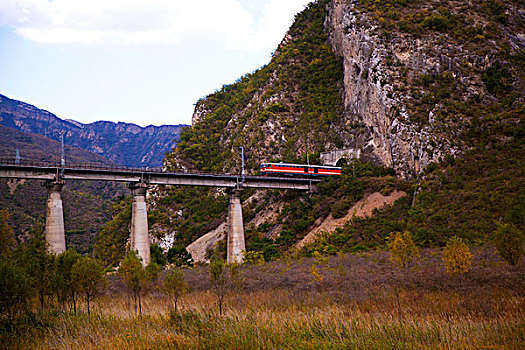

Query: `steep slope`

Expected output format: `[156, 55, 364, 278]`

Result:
[167, 0, 346, 173]
[0, 125, 127, 253]
[0, 93, 186, 167]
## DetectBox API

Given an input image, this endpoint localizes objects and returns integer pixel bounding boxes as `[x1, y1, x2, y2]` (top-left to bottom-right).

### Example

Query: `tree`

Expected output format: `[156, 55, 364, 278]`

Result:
[387, 231, 420, 269]
[22, 221, 55, 310]
[119, 251, 160, 316]
[386, 231, 419, 323]
[55, 249, 82, 312]
[163, 266, 188, 313]
[442, 236, 472, 276]
[71, 257, 105, 315]
[0, 259, 29, 319]
[119, 251, 146, 316]
[492, 223, 524, 266]
[210, 254, 228, 316]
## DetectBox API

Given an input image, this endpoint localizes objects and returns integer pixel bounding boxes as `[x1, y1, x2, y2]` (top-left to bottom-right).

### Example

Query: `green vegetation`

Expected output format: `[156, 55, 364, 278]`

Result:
[304, 139, 524, 256]
[93, 197, 132, 267]
[492, 222, 525, 266]
[55, 249, 82, 312]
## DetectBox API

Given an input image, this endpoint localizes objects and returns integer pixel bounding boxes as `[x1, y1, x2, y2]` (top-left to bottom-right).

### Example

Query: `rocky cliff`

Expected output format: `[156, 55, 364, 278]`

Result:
[325, 0, 524, 178]
[0, 93, 186, 167]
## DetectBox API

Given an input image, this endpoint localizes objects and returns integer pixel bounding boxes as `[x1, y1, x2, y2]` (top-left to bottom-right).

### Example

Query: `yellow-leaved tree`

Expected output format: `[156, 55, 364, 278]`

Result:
[387, 231, 420, 269]
[386, 231, 419, 323]
[442, 236, 472, 276]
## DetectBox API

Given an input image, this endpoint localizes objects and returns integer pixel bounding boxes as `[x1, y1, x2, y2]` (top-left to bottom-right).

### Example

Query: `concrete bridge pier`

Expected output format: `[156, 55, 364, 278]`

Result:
[44, 180, 66, 254]
[227, 188, 245, 264]
[128, 182, 150, 265]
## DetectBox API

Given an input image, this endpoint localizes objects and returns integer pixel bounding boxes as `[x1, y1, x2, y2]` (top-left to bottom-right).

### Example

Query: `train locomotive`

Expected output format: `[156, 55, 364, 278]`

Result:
[260, 162, 341, 176]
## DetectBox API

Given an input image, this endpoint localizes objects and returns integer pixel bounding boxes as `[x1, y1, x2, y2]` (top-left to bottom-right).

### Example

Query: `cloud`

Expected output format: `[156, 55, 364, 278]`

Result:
[0, 0, 312, 49]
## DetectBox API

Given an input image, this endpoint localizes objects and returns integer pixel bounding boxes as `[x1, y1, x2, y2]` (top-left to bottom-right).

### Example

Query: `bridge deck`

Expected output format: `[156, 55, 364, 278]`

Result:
[0, 163, 318, 190]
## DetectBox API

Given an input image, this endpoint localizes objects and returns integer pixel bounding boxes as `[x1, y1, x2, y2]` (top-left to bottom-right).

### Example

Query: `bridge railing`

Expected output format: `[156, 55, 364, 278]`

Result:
[0, 157, 163, 172]
[0, 158, 244, 177]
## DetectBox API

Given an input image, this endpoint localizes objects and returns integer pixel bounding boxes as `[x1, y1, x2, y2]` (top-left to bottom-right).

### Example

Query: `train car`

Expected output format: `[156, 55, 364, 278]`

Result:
[260, 162, 341, 176]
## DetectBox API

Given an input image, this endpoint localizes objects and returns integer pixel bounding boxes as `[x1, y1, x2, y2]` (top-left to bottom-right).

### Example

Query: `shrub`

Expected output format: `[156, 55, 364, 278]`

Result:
[482, 62, 512, 95]
[0, 259, 29, 318]
[243, 250, 265, 265]
[167, 245, 194, 267]
[150, 243, 167, 267]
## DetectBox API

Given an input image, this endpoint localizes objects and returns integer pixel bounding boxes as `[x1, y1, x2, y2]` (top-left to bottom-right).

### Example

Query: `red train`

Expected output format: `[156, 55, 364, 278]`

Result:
[260, 162, 341, 176]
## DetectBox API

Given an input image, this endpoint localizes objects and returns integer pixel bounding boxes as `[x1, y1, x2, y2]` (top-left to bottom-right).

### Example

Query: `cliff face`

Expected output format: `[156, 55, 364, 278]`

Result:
[0, 94, 186, 167]
[325, 0, 524, 178]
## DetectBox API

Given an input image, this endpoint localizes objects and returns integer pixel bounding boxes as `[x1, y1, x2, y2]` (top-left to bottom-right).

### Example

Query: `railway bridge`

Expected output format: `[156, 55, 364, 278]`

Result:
[0, 161, 317, 265]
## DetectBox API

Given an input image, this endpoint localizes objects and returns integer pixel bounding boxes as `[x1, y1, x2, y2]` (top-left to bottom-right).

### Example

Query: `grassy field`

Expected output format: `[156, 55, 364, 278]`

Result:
[4, 246, 524, 349]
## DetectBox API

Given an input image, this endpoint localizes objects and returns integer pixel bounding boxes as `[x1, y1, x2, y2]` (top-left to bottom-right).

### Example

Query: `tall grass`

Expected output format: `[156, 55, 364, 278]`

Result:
[6, 247, 525, 349]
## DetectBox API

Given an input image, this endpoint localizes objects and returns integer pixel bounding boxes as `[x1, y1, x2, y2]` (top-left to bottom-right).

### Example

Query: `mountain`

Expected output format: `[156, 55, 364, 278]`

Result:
[170, 0, 524, 179]
[0, 93, 187, 167]
[132, 0, 523, 263]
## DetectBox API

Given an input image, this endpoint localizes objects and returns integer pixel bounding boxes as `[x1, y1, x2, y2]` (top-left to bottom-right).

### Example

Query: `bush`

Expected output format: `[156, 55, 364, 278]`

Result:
[482, 62, 512, 95]
[167, 245, 194, 267]
[150, 243, 167, 266]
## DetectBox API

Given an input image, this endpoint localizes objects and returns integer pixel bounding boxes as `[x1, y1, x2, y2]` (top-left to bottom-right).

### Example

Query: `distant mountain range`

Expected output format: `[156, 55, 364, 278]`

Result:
[0, 122, 129, 253]
[0, 93, 187, 167]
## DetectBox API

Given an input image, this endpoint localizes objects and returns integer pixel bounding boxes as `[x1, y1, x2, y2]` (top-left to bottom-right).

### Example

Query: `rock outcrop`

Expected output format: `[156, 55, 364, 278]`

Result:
[296, 190, 406, 250]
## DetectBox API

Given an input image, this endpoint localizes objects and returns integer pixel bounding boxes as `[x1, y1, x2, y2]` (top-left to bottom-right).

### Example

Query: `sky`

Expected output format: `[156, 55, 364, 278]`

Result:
[0, 0, 312, 127]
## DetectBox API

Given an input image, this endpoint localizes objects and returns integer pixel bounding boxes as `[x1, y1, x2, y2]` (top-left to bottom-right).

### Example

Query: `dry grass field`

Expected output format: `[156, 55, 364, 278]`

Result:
[4, 246, 525, 349]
